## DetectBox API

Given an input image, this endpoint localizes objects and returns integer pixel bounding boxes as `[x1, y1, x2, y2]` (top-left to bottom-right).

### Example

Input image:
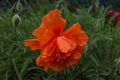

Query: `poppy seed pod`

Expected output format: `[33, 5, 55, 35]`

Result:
[16, 1, 22, 11]
[12, 14, 21, 27]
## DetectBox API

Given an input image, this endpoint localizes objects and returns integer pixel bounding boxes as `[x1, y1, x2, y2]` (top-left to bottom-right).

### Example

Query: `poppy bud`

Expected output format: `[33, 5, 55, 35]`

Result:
[12, 14, 21, 27]
[16, 1, 22, 11]
[116, 58, 120, 65]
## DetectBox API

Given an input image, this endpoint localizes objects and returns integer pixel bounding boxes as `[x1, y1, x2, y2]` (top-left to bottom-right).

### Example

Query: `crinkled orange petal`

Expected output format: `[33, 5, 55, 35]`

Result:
[67, 46, 84, 67]
[32, 25, 45, 38]
[42, 9, 66, 35]
[40, 39, 56, 59]
[33, 26, 55, 47]
[49, 61, 66, 72]
[35, 55, 49, 72]
[49, 46, 84, 71]
[24, 39, 40, 50]
[36, 38, 56, 68]
[57, 36, 77, 53]
[39, 30, 56, 47]
[36, 57, 66, 72]
[62, 23, 89, 46]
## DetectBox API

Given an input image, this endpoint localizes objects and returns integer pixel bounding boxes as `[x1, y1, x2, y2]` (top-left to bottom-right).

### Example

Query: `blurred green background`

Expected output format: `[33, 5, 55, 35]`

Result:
[0, 0, 120, 80]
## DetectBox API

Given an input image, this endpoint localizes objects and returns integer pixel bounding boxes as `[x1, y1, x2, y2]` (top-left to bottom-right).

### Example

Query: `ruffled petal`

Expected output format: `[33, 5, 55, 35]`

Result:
[32, 25, 45, 38]
[33, 28, 56, 48]
[36, 56, 66, 72]
[57, 36, 77, 53]
[36, 38, 57, 71]
[39, 30, 56, 47]
[24, 39, 40, 50]
[35, 55, 49, 72]
[48, 61, 66, 72]
[66, 46, 84, 67]
[62, 23, 89, 46]
[42, 9, 66, 35]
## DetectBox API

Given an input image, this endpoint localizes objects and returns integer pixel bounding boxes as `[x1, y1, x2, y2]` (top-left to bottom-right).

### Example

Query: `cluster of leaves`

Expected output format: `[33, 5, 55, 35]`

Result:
[0, 0, 120, 80]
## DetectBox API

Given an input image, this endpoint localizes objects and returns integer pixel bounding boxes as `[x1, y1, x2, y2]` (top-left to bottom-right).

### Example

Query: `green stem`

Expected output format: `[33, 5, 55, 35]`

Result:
[15, 26, 17, 38]
[12, 59, 23, 80]
[5, 71, 8, 80]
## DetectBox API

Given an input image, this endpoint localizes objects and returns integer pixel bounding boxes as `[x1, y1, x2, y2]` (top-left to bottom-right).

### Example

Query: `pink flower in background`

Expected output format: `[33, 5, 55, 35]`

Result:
[107, 9, 120, 22]
[114, 13, 120, 22]
[107, 10, 116, 16]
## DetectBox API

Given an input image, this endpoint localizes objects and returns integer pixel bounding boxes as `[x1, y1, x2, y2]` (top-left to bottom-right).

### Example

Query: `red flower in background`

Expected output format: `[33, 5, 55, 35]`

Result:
[107, 10, 116, 16]
[107, 9, 120, 22]
[24, 9, 89, 72]
[114, 13, 120, 22]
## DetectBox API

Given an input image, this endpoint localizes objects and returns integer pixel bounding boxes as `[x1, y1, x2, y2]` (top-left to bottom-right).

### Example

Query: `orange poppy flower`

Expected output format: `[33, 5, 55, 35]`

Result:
[24, 9, 89, 72]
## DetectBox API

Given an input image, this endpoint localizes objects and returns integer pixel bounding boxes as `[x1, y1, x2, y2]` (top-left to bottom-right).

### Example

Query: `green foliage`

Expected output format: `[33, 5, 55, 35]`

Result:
[0, 1, 120, 80]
